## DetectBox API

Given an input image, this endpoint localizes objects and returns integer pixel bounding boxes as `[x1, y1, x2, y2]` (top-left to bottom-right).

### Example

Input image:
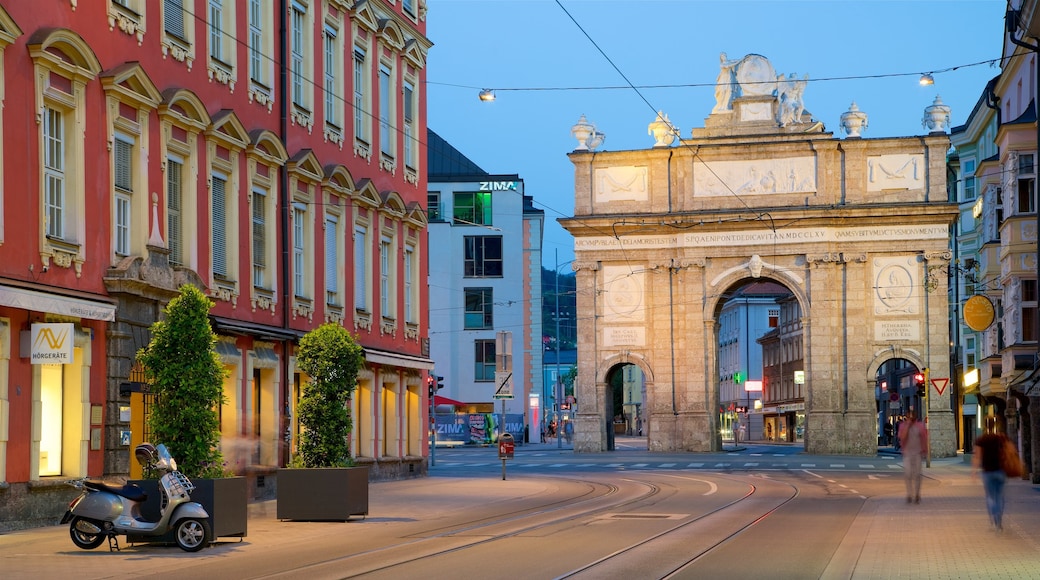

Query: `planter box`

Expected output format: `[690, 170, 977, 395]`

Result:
[277, 467, 369, 521]
[128, 476, 248, 543]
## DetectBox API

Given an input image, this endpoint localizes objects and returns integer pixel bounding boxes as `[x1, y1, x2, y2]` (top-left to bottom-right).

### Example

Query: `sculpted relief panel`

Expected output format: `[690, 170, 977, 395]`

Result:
[594, 166, 649, 203]
[602, 266, 646, 323]
[693, 157, 816, 197]
[866, 154, 925, 191]
[873, 256, 920, 316]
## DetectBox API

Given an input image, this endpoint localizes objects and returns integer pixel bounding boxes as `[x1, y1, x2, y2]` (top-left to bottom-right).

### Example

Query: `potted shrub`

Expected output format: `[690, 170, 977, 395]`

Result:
[132, 284, 247, 542]
[277, 322, 368, 521]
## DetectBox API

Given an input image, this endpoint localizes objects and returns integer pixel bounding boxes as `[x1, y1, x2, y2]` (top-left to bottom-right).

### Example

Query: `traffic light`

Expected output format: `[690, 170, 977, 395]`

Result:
[427, 376, 435, 398]
[436, 376, 444, 391]
[913, 373, 926, 397]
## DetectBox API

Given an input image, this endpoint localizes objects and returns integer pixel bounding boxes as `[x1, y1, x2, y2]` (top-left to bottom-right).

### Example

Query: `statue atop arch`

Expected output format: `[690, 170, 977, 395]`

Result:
[708, 53, 814, 131]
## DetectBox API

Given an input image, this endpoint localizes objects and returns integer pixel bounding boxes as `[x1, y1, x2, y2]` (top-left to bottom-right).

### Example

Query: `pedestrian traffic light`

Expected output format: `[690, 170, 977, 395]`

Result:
[913, 373, 926, 397]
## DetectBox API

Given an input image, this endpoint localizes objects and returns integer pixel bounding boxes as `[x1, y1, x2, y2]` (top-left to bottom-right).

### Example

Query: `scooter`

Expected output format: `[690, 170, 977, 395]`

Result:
[61, 443, 211, 552]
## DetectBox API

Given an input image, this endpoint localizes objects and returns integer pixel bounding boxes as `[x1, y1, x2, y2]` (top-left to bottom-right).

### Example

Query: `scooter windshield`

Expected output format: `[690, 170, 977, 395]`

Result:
[154, 444, 177, 471]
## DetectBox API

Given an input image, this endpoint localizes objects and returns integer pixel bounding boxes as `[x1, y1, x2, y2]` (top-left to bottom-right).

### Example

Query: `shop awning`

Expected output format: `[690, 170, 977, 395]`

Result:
[364, 347, 434, 370]
[434, 395, 468, 407]
[0, 284, 115, 321]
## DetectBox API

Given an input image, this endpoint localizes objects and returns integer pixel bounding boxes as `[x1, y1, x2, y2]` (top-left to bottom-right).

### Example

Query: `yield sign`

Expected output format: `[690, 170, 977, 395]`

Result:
[931, 377, 949, 396]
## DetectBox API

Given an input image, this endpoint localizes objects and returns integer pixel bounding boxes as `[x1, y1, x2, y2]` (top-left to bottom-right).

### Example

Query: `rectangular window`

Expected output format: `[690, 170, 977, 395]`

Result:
[324, 25, 339, 128]
[167, 158, 184, 266]
[404, 247, 414, 323]
[1019, 153, 1036, 214]
[964, 159, 976, 202]
[164, 0, 185, 39]
[212, 175, 228, 278]
[43, 107, 65, 239]
[464, 236, 503, 278]
[354, 226, 367, 310]
[252, 189, 266, 288]
[403, 82, 415, 168]
[403, 0, 415, 16]
[248, 0, 263, 83]
[379, 65, 391, 156]
[474, 339, 496, 382]
[353, 48, 366, 141]
[115, 193, 131, 256]
[453, 192, 492, 226]
[464, 288, 493, 329]
[1023, 280, 1038, 342]
[293, 203, 305, 295]
[380, 237, 391, 316]
[427, 191, 441, 221]
[209, 0, 223, 61]
[326, 214, 339, 305]
[114, 138, 133, 192]
[290, 3, 305, 106]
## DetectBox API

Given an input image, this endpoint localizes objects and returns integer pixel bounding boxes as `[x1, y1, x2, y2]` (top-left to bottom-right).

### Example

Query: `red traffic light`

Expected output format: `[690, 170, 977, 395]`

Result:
[913, 373, 924, 383]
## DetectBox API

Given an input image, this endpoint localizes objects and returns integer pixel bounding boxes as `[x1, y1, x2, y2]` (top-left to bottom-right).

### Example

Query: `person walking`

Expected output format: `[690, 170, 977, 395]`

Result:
[973, 431, 1011, 531]
[898, 410, 928, 504]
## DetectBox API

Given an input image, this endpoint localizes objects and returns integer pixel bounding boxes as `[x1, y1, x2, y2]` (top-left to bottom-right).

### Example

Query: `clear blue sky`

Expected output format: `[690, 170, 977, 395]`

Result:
[426, 0, 1005, 269]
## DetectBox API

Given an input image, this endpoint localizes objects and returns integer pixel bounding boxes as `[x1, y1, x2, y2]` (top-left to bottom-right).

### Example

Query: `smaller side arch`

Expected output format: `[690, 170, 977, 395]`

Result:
[598, 351, 655, 386]
[866, 345, 925, 379]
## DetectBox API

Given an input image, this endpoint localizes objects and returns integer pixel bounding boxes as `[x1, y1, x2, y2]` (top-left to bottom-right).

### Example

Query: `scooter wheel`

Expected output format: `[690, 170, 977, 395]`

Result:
[69, 517, 106, 549]
[174, 517, 210, 552]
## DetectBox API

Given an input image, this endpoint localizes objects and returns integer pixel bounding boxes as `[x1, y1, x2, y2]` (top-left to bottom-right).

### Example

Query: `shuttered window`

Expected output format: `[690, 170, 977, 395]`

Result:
[325, 215, 339, 304]
[212, 175, 228, 278]
[167, 158, 183, 266]
[164, 0, 185, 39]
[252, 189, 266, 287]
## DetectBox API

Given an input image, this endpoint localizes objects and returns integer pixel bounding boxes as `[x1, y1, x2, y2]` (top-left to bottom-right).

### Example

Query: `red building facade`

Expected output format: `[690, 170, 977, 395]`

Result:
[0, 0, 431, 530]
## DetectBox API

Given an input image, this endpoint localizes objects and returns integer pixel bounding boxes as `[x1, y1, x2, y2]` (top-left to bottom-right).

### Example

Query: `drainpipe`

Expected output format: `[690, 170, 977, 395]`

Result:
[278, 0, 291, 468]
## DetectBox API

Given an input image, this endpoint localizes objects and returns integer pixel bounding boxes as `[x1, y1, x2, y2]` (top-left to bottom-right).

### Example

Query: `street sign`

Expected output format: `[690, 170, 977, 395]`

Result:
[494, 371, 514, 399]
[931, 377, 948, 396]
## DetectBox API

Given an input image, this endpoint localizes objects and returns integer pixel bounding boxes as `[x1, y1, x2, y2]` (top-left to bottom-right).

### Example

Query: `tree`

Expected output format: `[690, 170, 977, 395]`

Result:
[295, 323, 363, 468]
[137, 284, 228, 479]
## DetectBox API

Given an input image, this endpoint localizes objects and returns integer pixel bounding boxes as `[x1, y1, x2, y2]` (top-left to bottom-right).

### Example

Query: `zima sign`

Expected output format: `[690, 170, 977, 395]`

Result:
[479, 181, 518, 192]
[31, 323, 75, 364]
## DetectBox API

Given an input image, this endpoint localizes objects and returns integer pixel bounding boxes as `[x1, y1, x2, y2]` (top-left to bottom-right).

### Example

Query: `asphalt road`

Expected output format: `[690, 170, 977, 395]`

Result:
[1, 442, 905, 580]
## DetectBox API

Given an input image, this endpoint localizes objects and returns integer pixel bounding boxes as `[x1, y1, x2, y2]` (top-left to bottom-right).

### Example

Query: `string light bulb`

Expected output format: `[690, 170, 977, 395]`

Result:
[478, 88, 496, 102]
[919, 73, 935, 86]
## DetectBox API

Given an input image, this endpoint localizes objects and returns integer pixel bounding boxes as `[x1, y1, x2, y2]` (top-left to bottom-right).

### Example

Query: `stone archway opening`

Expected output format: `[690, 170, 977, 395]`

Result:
[714, 279, 799, 446]
[875, 358, 926, 449]
[604, 363, 646, 451]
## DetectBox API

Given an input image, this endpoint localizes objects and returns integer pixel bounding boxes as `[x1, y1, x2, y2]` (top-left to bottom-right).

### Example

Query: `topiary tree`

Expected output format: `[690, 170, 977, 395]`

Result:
[137, 284, 228, 479]
[295, 323, 363, 468]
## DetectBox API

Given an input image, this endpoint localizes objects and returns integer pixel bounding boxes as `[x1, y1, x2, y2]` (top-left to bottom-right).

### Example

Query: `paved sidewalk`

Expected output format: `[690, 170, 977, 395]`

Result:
[822, 456, 1040, 579]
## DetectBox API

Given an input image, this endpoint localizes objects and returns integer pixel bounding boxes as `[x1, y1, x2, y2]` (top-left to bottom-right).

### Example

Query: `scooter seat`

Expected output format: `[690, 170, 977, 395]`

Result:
[83, 480, 148, 502]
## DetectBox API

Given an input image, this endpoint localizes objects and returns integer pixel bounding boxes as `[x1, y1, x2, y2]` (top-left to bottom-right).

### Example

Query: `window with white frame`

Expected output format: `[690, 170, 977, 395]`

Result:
[324, 22, 342, 131]
[247, 0, 274, 105]
[252, 188, 267, 288]
[404, 245, 416, 323]
[380, 236, 395, 318]
[326, 213, 340, 305]
[354, 224, 368, 310]
[293, 202, 306, 296]
[1023, 279, 1038, 343]
[162, 0, 194, 68]
[964, 159, 976, 202]
[206, 0, 236, 87]
[167, 156, 184, 266]
[208, 0, 224, 62]
[113, 136, 134, 256]
[1018, 153, 1035, 214]
[353, 47, 368, 143]
[43, 107, 66, 240]
[289, 1, 311, 111]
[379, 64, 393, 157]
[403, 80, 415, 169]
[212, 173, 230, 279]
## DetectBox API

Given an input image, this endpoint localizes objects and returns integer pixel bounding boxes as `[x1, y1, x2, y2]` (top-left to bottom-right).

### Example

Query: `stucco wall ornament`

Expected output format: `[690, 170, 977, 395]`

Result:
[710, 255, 804, 287]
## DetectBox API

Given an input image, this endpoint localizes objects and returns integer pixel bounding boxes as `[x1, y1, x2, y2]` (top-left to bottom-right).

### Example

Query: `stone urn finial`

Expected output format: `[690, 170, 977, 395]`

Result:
[922, 95, 951, 134]
[648, 111, 677, 147]
[840, 102, 868, 138]
[571, 115, 594, 151]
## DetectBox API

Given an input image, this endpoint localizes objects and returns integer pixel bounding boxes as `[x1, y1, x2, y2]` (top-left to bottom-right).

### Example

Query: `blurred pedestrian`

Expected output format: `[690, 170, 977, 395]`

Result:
[973, 431, 1011, 531]
[898, 410, 928, 504]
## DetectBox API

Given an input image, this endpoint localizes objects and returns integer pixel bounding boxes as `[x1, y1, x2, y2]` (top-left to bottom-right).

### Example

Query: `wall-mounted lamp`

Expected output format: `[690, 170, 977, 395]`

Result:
[478, 89, 496, 102]
[919, 73, 935, 86]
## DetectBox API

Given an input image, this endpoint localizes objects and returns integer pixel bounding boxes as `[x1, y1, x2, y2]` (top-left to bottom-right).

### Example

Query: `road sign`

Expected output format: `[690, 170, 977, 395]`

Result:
[931, 377, 948, 396]
[494, 371, 514, 399]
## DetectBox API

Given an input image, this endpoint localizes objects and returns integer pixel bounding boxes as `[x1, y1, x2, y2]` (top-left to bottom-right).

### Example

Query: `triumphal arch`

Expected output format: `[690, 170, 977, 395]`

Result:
[561, 54, 957, 456]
